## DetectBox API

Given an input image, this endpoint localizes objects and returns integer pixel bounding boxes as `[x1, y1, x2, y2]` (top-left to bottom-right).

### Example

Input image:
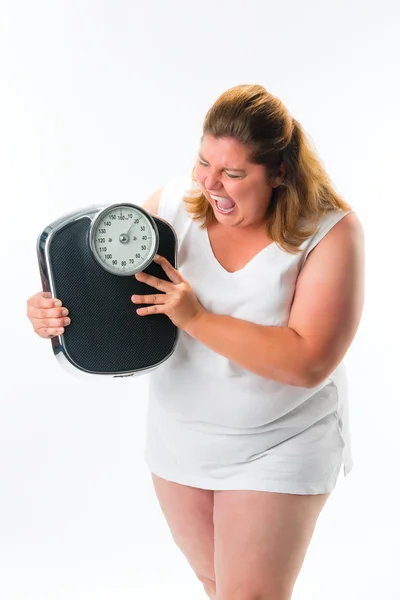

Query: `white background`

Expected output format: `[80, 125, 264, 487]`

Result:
[1, 1, 399, 598]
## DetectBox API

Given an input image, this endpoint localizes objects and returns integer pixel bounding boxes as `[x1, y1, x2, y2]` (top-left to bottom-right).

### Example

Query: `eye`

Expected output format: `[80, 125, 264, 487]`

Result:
[197, 159, 242, 179]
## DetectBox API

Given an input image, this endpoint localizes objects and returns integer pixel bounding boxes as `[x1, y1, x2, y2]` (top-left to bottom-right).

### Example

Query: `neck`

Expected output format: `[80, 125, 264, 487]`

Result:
[210, 219, 268, 240]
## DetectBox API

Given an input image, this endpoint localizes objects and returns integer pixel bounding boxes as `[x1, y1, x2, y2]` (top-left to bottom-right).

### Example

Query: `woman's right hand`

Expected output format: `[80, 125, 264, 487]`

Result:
[27, 291, 71, 339]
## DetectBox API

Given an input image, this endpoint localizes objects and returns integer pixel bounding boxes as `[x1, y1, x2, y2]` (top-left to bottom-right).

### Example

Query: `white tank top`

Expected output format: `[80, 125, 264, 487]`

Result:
[147, 173, 353, 473]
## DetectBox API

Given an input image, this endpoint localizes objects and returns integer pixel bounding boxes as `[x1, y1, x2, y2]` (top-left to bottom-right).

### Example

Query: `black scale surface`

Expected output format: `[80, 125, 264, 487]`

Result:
[47, 216, 178, 374]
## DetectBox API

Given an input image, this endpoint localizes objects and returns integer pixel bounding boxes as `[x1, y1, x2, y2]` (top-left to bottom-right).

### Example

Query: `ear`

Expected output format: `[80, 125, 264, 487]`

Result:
[272, 162, 286, 188]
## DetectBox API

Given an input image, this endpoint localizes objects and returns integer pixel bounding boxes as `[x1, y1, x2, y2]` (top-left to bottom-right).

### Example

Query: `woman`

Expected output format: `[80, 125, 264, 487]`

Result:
[27, 84, 365, 600]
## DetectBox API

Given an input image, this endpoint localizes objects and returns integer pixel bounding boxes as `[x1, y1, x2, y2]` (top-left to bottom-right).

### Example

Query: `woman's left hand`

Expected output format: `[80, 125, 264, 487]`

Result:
[131, 254, 207, 330]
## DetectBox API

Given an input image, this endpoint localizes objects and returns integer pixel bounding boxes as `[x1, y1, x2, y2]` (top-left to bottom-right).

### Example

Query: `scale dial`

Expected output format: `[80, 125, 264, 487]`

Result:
[89, 203, 159, 276]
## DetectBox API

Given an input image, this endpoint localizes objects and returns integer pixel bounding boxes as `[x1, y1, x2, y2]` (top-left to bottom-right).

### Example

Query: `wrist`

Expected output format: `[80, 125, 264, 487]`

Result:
[184, 308, 209, 337]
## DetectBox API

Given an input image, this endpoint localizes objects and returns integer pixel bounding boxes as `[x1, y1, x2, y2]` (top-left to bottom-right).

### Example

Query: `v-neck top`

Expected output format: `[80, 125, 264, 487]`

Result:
[201, 220, 278, 278]
[145, 173, 354, 485]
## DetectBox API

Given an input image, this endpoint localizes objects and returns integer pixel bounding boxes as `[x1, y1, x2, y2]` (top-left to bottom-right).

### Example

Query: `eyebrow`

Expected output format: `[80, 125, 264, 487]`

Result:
[198, 153, 246, 172]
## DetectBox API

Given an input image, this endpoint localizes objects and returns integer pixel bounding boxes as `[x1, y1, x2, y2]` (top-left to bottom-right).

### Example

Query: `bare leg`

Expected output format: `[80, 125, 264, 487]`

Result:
[213, 489, 330, 600]
[151, 473, 216, 599]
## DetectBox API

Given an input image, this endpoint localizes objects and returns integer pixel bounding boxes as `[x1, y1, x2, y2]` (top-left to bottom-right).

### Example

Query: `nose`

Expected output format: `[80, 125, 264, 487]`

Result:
[205, 171, 223, 191]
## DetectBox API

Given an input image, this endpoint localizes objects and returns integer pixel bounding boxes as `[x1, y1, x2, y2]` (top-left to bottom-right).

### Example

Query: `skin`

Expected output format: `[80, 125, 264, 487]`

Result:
[27, 291, 70, 338]
[194, 134, 283, 234]
[152, 474, 330, 600]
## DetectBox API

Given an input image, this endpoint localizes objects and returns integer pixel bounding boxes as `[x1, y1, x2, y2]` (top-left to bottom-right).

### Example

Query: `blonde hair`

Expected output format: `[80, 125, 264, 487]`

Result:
[184, 84, 352, 254]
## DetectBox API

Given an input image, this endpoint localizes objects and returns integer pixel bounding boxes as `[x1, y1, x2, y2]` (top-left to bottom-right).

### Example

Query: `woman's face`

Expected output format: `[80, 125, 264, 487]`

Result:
[194, 135, 281, 231]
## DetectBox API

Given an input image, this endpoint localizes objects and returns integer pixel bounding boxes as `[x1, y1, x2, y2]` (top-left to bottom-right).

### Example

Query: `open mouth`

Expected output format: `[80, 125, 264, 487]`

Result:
[209, 194, 236, 215]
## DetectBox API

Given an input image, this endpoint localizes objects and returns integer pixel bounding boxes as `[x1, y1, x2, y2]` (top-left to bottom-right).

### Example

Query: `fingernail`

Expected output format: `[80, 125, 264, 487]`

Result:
[54, 300, 62, 307]
[64, 318, 71, 325]
[62, 309, 69, 316]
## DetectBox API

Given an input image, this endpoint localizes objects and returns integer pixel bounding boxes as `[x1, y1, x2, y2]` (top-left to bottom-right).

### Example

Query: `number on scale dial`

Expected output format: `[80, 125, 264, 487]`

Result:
[90, 204, 158, 276]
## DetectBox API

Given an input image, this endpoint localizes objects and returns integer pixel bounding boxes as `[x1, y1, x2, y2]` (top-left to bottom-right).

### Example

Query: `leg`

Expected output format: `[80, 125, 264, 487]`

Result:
[151, 473, 216, 599]
[213, 489, 330, 600]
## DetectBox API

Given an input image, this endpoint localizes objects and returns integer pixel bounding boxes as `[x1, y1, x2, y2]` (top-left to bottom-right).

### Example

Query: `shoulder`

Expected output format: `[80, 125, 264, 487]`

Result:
[308, 210, 364, 258]
[141, 187, 163, 216]
[141, 173, 193, 218]
[298, 209, 363, 268]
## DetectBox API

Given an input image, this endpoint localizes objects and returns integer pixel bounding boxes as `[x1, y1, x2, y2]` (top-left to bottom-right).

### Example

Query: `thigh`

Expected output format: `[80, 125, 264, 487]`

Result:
[213, 489, 330, 600]
[151, 473, 216, 592]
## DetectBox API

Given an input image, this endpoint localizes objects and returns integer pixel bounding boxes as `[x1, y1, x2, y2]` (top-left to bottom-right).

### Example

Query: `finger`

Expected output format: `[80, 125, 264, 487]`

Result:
[31, 316, 71, 330]
[36, 327, 65, 339]
[27, 306, 69, 320]
[153, 254, 183, 285]
[131, 293, 167, 305]
[28, 292, 63, 310]
[134, 271, 170, 292]
[136, 304, 165, 316]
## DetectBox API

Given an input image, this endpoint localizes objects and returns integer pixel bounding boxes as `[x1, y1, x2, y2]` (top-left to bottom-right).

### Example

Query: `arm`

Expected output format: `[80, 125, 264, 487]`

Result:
[184, 212, 365, 388]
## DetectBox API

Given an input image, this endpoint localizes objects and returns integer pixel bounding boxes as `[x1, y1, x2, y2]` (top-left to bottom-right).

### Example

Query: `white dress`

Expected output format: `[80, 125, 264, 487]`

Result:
[144, 173, 354, 494]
